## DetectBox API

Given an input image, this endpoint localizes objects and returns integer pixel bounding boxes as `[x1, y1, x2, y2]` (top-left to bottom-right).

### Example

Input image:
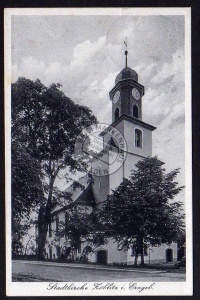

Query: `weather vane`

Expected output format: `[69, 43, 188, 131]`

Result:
[124, 37, 128, 68]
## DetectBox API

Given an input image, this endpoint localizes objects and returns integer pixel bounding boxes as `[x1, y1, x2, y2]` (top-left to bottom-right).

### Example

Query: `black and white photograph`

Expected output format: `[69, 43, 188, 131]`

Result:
[5, 7, 192, 296]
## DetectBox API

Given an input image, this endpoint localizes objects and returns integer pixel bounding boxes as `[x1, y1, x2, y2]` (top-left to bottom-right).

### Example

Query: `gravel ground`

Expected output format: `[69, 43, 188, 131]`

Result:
[12, 260, 186, 282]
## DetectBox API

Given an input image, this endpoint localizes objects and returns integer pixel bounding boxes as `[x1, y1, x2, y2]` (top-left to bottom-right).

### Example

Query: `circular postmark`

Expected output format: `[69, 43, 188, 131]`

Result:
[74, 123, 127, 176]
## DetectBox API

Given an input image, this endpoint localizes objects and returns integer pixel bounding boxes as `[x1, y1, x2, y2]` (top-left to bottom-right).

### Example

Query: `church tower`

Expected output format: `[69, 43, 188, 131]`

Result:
[110, 67, 144, 122]
[104, 46, 156, 193]
[109, 43, 145, 122]
[92, 45, 156, 203]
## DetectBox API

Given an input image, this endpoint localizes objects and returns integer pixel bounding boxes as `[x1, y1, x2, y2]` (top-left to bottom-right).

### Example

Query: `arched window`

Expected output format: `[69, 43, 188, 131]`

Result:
[133, 105, 139, 118]
[135, 129, 142, 148]
[115, 107, 119, 120]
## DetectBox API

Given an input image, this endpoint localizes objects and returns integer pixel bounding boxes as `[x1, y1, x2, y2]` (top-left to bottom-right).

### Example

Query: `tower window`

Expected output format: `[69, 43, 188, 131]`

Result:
[133, 105, 139, 118]
[114, 107, 119, 121]
[135, 129, 142, 148]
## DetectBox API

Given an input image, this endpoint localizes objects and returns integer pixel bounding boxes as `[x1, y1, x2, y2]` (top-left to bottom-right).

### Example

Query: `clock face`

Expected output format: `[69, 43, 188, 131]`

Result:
[113, 91, 120, 104]
[132, 88, 140, 100]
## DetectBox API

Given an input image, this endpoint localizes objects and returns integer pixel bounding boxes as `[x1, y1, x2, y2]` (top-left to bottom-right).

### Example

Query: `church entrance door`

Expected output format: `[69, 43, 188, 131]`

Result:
[97, 250, 107, 265]
[166, 248, 173, 262]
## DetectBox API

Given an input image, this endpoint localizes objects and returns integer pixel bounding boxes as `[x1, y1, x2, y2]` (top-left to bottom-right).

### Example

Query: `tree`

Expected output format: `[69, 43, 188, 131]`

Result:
[97, 156, 184, 266]
[53, 179, 105, 262]
[11, 140, 44, 256]
[54, 203, 92, 259]
[12, 77, 97, 259]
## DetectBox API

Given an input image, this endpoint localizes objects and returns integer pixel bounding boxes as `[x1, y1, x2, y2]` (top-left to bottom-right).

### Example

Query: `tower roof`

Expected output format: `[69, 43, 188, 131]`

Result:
[115, 67, 138, 85]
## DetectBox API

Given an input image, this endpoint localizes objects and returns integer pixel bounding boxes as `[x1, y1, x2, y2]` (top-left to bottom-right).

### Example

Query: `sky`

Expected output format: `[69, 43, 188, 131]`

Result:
[11, 13, 186, 202]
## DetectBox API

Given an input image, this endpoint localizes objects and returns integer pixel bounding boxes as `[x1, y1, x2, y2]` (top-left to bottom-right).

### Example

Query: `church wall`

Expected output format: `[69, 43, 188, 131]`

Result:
[103, 121, 124, 145]
[123, 152, 144, 178]
[87, 239, 127, 264]
[145, 243, 177, 264]
[123, 119, 152, 157]
[109, 163, 124, 194]
[92, 175, 109, 205]
[103, 121, 126, 194]
[92, 152, 110, 205]
[105, 119, 153, 191]
[112, 119, 124, 140]
[126, 243, 177, 265]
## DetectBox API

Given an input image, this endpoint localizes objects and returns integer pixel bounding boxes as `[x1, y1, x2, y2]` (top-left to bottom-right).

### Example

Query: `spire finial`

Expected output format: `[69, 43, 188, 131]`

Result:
[124, 37, 128, 68]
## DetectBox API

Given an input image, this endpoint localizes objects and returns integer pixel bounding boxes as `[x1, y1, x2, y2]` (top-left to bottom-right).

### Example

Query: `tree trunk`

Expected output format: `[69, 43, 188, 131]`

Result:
[37, 206, 48, 260]
[37, 175, 56, 260]
[140, 237, 144, 266]
[134, 248, 138, 266]
[141, 253, 144, 266]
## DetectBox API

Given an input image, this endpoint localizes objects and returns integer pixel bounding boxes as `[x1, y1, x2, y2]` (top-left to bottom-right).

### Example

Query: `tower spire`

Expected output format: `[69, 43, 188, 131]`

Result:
[124, 37, 128, 68]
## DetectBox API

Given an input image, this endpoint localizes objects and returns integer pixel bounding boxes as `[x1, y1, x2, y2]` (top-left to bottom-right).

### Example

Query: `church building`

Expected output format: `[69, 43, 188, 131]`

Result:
[45, 53, 177, 265]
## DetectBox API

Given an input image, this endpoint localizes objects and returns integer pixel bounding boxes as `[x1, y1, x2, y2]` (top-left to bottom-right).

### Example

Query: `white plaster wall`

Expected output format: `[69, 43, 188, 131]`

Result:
[103, 121, 124, 145]
[88, 239, 127, 264]
[145, 243, 177, 263]
[123, 152, 144, 178]
[106, 118, 154, 192]
[123, 119, 153, 157]
[91, 150, 110, 205]
[127, 243, 177, 264]
[109, 162, 123, 194]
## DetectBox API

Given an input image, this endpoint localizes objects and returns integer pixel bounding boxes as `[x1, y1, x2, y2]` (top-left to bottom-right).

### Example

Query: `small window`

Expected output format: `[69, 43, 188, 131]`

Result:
[115, 107, 119, 120]
[135, 129, 142, 148]
[133, 105, 139, 118]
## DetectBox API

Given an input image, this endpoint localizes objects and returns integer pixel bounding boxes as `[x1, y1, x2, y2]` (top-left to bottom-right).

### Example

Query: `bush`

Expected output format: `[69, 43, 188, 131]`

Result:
[175, 256, 186, 267]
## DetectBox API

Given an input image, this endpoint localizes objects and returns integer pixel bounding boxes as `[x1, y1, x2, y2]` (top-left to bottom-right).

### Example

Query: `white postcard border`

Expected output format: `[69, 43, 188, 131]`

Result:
[5, 7, 192, 296]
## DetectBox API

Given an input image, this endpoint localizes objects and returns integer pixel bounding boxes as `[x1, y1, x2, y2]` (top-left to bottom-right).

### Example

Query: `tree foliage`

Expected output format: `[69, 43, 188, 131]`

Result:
[12, 140, 44, 218]
[12, 77, 97, 259]
[11, 140, 44, 256]
[97, 156, 184, 265]
[56, 203, 92, 250]
[54, 183, 105, 260]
